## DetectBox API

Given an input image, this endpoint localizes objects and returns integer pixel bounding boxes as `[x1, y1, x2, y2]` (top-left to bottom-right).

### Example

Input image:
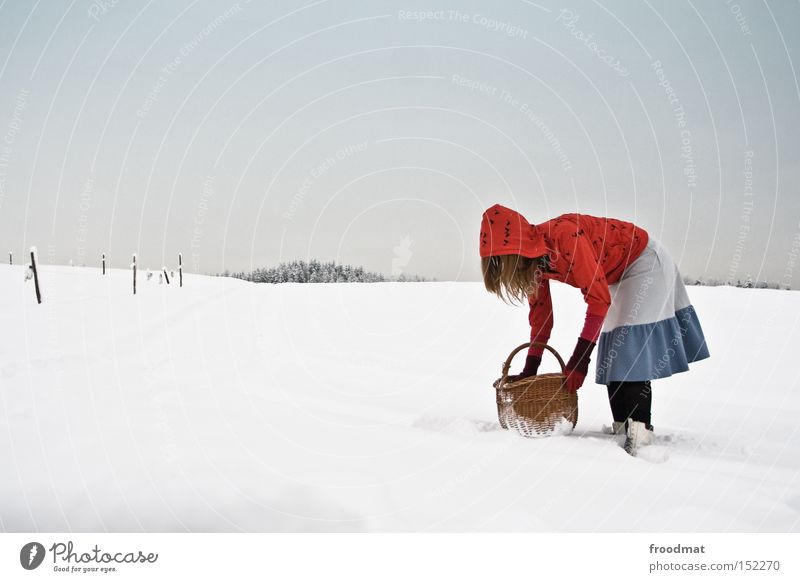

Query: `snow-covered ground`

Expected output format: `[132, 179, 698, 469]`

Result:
[1, 264, 799, 532]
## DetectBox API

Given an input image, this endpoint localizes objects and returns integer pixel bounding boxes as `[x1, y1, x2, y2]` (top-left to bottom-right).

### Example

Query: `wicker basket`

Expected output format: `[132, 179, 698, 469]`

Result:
[494, 342, 578, 437]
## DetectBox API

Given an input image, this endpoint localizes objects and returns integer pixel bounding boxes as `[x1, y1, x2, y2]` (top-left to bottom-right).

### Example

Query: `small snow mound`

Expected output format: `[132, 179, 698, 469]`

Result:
[634, 445, 670, 464]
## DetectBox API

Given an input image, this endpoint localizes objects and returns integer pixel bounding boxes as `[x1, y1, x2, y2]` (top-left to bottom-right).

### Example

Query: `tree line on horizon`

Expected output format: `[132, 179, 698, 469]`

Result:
[218, 259, 793, 289]
[683, 274, 791, 290]
[223, 259, 432, 283]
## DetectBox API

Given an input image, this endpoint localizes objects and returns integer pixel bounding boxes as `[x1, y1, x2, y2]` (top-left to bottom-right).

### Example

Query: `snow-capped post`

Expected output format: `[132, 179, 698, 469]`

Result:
[102, 253, 106, 275]
[178, 253, 183, 287]
[29, 247, 42, 304]
[132, 254, 137, 295]
[162, 267, 170, 285]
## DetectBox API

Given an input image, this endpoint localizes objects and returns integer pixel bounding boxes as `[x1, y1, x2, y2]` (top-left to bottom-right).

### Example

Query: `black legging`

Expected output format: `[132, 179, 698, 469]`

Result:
[606, 381, 652, 430]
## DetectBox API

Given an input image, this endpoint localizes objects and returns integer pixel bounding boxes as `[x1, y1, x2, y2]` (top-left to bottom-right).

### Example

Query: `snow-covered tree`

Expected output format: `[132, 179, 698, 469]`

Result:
[227, 259, 417, 284]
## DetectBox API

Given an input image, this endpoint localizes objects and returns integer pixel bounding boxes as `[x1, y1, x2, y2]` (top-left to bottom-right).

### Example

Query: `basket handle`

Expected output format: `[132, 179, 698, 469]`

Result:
[499, 342, 566, 385]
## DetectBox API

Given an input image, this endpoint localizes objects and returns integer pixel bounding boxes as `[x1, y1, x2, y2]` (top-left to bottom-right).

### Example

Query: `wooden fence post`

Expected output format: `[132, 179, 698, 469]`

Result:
[8, 251, 11, 265]
[30, 247, 42, 304]
[102, 253, 106, 275]
[132, 254, 137, 295]
[178, 253, 183, 287]
[162, 267, 170, 285]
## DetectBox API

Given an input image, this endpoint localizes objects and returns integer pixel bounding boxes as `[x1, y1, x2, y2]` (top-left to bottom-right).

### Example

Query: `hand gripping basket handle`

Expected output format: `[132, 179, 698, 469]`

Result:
[499, 342, 566, 385]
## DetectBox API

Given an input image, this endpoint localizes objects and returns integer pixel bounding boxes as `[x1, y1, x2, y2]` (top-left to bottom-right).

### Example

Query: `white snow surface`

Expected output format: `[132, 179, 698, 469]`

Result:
[1, 264, 799, 532]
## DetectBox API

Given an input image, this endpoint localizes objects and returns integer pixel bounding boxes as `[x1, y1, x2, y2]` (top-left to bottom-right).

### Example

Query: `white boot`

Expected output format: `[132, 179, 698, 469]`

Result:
[623, 420, 654, 456]
[601, 421, 626, 435]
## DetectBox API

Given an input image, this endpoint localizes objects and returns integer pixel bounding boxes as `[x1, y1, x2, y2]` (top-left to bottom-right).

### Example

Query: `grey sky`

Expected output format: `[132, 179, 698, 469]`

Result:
[0, 0, 798, 284]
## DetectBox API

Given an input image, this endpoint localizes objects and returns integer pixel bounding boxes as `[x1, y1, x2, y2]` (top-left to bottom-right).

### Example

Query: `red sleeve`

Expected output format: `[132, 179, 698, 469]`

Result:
[562, 232, 611, 340]
[527, 279, 553, 356]
[581, 312, 605, 343]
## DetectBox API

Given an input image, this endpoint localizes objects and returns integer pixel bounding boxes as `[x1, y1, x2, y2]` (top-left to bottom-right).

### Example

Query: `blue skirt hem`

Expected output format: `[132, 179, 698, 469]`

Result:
[595, 305, 710, 384]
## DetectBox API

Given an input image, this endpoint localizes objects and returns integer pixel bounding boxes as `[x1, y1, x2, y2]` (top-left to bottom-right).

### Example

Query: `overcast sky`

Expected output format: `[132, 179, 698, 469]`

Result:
[1, 0, 798, 284]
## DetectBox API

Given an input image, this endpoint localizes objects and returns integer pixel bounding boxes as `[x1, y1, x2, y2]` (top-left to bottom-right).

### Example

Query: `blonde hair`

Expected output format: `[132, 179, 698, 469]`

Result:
[481, 254, 548, 304]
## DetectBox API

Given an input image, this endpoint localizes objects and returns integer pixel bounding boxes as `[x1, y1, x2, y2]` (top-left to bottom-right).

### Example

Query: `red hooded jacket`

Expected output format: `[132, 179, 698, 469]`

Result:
[480, 205, 649, 354]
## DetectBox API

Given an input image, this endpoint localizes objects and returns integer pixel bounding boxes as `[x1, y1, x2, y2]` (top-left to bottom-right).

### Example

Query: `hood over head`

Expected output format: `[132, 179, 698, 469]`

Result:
[479, 204, 547, 258]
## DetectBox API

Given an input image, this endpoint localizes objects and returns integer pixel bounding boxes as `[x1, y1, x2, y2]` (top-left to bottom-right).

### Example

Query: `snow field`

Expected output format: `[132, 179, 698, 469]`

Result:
[1, 264, 798, 531]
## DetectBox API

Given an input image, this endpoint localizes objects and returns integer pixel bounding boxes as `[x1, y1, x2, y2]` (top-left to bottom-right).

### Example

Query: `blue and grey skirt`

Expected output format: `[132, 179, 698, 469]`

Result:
[595, 237, 710, 384]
